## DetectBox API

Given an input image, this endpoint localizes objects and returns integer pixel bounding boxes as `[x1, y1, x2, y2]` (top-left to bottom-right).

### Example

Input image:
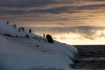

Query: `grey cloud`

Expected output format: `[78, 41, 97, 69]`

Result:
[0, 9, 27, 15]
[0, 0, 105, 9]
[0, 0, 81, 8]
[78, 4, 105, 10]
[30, 26, 105, 40]
[3, 4, 105, 15]
[29, 6, 80, 14]
[0, 0, 58, 8]
[0, 6, 79, 15]
[29, 4, 105, 14]
[0, 0, 105, 15]
[85, 0, 105, 1]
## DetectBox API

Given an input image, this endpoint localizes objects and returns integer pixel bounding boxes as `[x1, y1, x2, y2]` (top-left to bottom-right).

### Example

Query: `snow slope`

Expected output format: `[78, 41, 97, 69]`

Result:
[0, 22, 78, 70]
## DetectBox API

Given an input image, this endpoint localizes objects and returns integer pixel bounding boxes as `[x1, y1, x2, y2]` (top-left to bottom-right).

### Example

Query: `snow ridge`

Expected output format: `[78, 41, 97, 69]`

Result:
[0, 22, 78, 70]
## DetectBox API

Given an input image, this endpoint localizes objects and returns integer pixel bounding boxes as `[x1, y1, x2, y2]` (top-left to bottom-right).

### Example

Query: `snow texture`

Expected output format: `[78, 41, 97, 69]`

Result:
[0, 22, 78, 70]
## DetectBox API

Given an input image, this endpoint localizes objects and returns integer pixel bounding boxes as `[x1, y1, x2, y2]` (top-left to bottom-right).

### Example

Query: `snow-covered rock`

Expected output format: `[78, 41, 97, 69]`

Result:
[0, 22, 78, 70]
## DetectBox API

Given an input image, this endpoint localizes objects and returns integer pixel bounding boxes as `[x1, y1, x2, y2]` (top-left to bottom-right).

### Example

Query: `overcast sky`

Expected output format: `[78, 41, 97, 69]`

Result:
[1, 0, 105, 45]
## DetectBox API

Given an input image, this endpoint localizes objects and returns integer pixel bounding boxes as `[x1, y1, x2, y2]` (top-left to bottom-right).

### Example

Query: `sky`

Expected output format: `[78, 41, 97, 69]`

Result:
[1, 0, 105, 45]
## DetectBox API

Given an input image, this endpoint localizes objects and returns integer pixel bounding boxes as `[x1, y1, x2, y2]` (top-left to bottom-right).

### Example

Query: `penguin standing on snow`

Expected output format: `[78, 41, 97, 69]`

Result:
[46, 34, 54, 43]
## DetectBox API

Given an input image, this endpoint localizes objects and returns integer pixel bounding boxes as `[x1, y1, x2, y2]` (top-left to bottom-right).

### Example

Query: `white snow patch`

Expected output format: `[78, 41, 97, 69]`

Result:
[0, 22, 78, 70]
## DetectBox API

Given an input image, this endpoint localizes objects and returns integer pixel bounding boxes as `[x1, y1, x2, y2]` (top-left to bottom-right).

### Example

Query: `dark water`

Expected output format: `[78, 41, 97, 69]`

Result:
[72, 45, 105, 70]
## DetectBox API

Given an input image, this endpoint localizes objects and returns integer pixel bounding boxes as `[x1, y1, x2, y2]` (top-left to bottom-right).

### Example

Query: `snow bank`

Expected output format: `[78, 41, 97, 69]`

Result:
[0, 22, 78, 70]
[0, 36, 71, 70]
[0, 22, 37, 37]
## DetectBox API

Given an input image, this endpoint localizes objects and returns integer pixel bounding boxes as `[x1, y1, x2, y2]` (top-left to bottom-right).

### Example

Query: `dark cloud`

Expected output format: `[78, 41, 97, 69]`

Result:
[0, 0, 105, 15]
[0, 7, 79, 15]
[0, 0, 105, 17]
[1, 3, 105, 15]
[0, 9, 27, 15]
[28, 4, 105, 14]
[0, 0, 58, 8]
[30, 26, 105, 40]
[86, 0, 105, 1]
[29, 6, 80, 14]
[78, 4, 105, 10]
[0, 0, 105, 9]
